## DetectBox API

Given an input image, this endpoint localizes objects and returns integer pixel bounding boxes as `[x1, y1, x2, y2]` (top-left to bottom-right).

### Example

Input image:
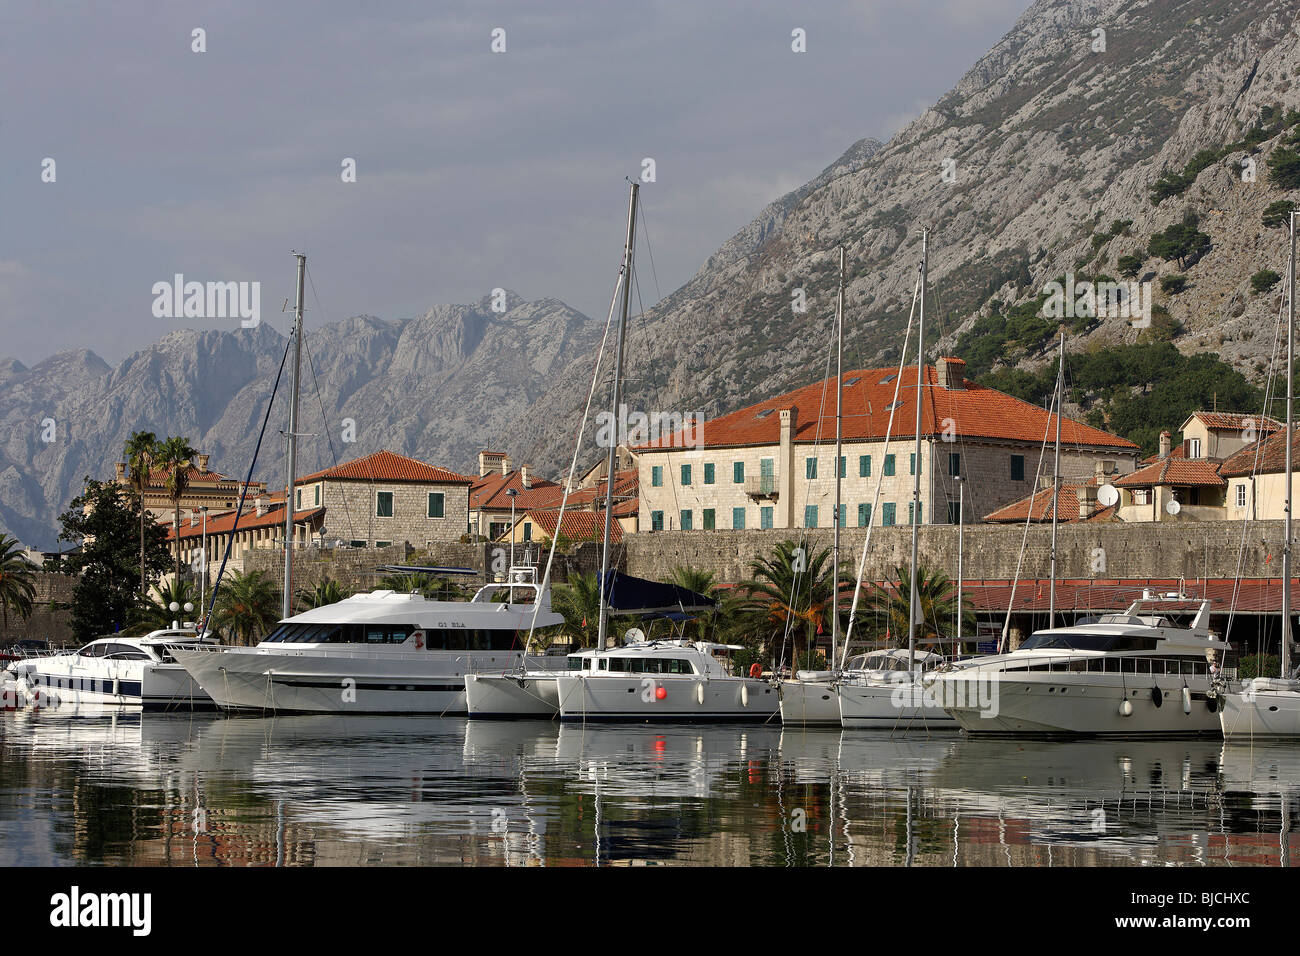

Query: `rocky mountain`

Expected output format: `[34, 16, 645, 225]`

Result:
[8, 0, 1300, 547]
[0, 294, 600, 548]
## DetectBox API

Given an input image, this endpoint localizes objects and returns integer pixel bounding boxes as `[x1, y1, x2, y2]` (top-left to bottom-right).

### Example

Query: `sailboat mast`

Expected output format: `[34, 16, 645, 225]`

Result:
[909, 228, 927, 674]
[832, 246, 845, 669]
[1049, 331, 1063, 630]
[596, 182, 638, 651]
[283, 252, 305, 619]
[1285, 212, 1296, 678]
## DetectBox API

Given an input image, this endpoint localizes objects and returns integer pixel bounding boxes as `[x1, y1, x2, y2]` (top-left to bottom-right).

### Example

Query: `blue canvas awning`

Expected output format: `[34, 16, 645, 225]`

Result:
[599, 571, 716, 617]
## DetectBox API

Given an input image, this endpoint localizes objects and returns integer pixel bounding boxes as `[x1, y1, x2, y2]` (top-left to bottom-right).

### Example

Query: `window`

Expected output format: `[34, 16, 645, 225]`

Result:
[376, 491, 394, 517]
[427, 492, 445, 518]
[681, 464, 692, 486]
[839, 456, 847, 479]
[375, 540, 392, 549]
[651, 510, 664, 531]
[681, 510, 693, 530]
[703, 463, 715, 485]
[859, 455, 871, 477]
[804, 505, 818, 527]
[1236, 484, 1248, 508]
[652, 466, 663, 487]
[295, 489, 302, 509]
[733, 461, 745, 483]
[523, 522, 532, 542]
[909, 453, 918, 475]
[947, 500, 961, 524]
[760, 506, 773, 529]
[1010, 455, 1025, 481]
[858, 503, 871, 526]
[349, 540, 367, 549]
[882, 503, 896, 526]
[1133, 488, 1151, 506]
[949, 453, 960, 476]
[702, 508, 716, 530]
[805, 457, 818, 479]
[884, 455, 896, 476]
[908, 502, 922, 525]
[732, 507, 746, 529]
[314, 485, 321, 506]
[1187, 438, 1202, 459]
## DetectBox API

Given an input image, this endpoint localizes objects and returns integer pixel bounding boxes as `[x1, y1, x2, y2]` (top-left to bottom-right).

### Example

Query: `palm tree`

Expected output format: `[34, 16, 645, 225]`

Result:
[0, 534, 37, 631]
[298, 576, 352, 610]
[378, 571, 448, 599]
[666, 565, 732, 642]
[733, 539, 850, 671]
[211, 569, 281, 645]
[552, 572, 602, 648]
[123, 430, 159, 596]
[124, 578, 198, 635]
[862, 564, 975, 650]
[153, 436, 198, 586]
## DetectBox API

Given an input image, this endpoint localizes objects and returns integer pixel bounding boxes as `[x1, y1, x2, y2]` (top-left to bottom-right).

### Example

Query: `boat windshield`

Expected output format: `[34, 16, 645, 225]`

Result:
[1018, 631, 1160, 652]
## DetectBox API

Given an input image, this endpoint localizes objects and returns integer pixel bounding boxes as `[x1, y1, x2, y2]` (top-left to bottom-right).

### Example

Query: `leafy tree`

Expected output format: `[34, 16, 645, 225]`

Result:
[1251, 269, 1281, 294]
[0, 534, 37, 630]
[211, 569, 280, 645]
[1117, 254, 1144, 278]
[1262, 200, 1296, 229]
[1147, 218, 1211, 269]
[1268, 146, 1300, 190]
[298, 576, 352, 610]
[124, 578, 198, 635]
[552, 571, 602, 647]
[123, 430, 158, 596]
[55, 478, 172, 643]
[1159, 274, 1188, 294]
[153, 436, 198, 585]
[378, 571, 447, 600]
[861, 564, 974, 649]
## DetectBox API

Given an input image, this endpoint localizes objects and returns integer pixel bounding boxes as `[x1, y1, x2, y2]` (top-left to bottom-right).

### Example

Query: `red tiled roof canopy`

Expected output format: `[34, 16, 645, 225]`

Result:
[983, 479, 1117, 523]
[518, 510, 623, 543]
[470, 470, 563, 512]
[1114, 456, 1225, 488]
[1219, 427, 1300, 477]
[166, 505, 324, 542]
[1188, 411, 1281, 433]
[297, 450, 472, 485]
[634, 365, 1137, 451]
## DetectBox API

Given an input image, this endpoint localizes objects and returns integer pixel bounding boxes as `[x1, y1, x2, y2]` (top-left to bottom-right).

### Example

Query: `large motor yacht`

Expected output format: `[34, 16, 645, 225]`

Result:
[171, 569, 566, 714]
[932, 594, 1231, 735]
[6, 627, 218, 710]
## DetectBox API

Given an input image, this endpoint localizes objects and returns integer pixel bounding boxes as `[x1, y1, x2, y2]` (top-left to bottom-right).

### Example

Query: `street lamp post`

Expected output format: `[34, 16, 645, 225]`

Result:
[506, 488, 518, 578]
[199, 506, 208, 623]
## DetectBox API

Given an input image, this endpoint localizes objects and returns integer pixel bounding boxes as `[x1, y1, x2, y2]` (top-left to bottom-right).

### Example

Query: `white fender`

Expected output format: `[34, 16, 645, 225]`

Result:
[695, 682, 704, 705]
[741, 684, 749, 707]
[1119, 699, 1133, 717]
[112, 676, 121, 697]
[1182, 686, 1191, 714]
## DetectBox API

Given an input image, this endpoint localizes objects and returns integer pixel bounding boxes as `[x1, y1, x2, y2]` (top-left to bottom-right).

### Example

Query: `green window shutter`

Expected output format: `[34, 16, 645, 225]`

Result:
[702, 508, 716, 530]
[376, 491, 393, 517]
[652, 466, 663, 487]
[884, 455, 896, 476]
[681, 464, 692, 486]
[882, 503, 896, 526]
[858, 503, 871, 526]
[427, 492, 445, 518]
[804, 505, 818, 527]
[859, 455, 871, 477]
[805, 457, 818, 479]
[733, 461, 745, 483]
[839, 456, 847, 478]
[760, 506, 773, 529]
[703, 463, 715, 485]
[680, 510, 693, 530]
[651, 510, 664, 531]
[732, 507, 746, 529]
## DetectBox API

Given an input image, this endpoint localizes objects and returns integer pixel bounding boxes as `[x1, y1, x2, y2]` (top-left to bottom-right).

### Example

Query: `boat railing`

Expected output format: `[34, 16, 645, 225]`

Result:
[953, 653, 1227, 679]
[164, 643, 563, 670]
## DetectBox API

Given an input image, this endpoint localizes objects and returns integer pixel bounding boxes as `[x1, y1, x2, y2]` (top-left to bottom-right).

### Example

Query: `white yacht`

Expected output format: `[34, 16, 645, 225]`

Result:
[781, 649, 946, 727]
[6, 628, 218, 710]
[835, 649, 956, 730]
[1218, 677, 1300, 739]
[933, 595, 1231, 735]
[551, 640, 777, 722]
[171, 570, 567, 714]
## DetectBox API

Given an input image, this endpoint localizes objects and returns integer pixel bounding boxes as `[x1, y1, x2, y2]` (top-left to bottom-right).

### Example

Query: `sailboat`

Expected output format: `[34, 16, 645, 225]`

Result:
[834, 227, 959, 730]
[1219, 210, 1300, 738]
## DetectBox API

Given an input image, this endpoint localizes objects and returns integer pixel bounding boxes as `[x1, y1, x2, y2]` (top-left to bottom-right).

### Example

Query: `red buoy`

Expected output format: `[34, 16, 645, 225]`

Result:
[655, 686, 667, 700]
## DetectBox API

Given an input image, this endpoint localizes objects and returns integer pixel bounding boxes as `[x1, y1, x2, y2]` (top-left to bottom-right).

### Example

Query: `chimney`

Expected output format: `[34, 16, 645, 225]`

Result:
[189, 509, 198, 527]
[478, 450, 505, 477]
[255, 495, 267, 517]
[501, 455, 512, 477]
[1079, 484, 1098, 520]
[197, 454, 210, 473]
[521, 464, 533, 489]
[937, 357, 966, 390]
[1094, 460, 1105, 480]
[1159, 431, 1172, 458]
[115, 461, 127, 481]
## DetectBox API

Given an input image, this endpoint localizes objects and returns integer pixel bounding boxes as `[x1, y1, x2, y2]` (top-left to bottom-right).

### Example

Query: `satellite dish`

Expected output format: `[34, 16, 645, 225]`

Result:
[1097, 483, 1119, 507]
[624, 627, 646, 645]
[1165, 498, 1181, 516]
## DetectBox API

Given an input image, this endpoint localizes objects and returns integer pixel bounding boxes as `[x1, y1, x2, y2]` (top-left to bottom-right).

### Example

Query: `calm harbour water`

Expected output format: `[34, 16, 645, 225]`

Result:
[2, 709, 1298, 867]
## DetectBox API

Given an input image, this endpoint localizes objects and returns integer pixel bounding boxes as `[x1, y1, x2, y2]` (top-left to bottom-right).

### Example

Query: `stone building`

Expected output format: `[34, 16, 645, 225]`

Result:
[635, 358, 1138, 532]
[113, 452, 265, 522]
[468, 450, 563, 540]
[294, 450, 473, 549]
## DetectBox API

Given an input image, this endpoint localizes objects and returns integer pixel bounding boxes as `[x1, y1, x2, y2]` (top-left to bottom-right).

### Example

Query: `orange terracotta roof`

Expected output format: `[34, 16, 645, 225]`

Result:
[1139, 445, 1187, 466]
[1187, 412, 1281, 433]
[470, 470, 563, 512]
[166, 505, 325, 541]
[1219, 427, 1300, 477]
[297, 450, 472, 485]
[1114, 456, 1225, 488]
[634, 365, 1138, 451]
[983, 479, 1117, 524]
[555, 469, 639, 512]
[142, 465, 237, 485]
[517, 510, 623, 543]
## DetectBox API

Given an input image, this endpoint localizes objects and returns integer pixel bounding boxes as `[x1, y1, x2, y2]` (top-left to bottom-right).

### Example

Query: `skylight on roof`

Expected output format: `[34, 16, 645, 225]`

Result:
[755, 408, 774, 419]
[885, 400, 904, 411]
[844, 376, 861, 386]
[880, 374, 897, 384]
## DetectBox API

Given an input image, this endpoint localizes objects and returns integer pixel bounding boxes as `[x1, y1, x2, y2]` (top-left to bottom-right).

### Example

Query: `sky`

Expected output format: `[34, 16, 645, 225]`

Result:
[1, 0, 1033, 366]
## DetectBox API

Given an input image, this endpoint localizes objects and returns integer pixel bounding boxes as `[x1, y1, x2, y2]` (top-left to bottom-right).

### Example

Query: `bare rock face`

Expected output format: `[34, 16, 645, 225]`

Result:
[7, 0, 1300, 547]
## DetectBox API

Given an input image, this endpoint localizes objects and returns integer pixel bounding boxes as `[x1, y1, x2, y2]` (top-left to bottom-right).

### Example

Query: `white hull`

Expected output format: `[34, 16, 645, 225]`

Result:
[778, 679, 841, 726]
[173, 646, 544, 714]
[554, 674, 778, 722]
[464, 673, 560, 718]
[1219, 679, 1300, 738]
[837, 678, 957, 730]
[16, 657, 213, 710]
[940, 672, 1221, 735]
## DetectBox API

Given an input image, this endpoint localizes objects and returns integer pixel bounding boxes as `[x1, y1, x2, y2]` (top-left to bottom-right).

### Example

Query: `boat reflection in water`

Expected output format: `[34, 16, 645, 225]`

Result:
[3, 710, 1299, 866]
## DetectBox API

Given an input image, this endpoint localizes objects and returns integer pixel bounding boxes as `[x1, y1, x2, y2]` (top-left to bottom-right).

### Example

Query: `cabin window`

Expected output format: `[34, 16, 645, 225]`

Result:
[428, 492, 445, 518]
[376, 491, 394, 517]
